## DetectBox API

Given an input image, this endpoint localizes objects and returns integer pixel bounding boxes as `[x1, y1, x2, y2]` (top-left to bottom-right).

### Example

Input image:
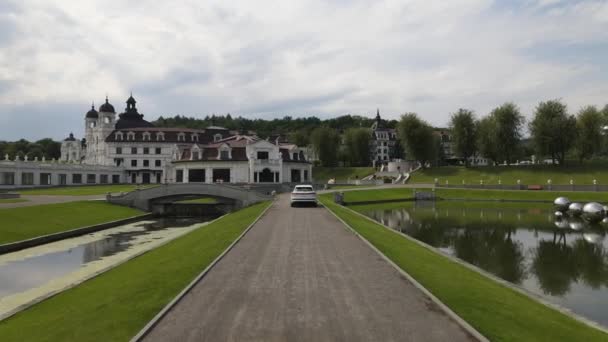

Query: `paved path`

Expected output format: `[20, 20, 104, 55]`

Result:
[142, 195, 476, 342]
[0, 195, 103, 209]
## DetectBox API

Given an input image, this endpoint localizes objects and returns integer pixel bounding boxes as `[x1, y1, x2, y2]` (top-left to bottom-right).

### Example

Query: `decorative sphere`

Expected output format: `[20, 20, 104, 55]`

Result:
[554, 197, 571, 212]
[554, 211, 564, 218]
[568, 202, 584, 216]
[603, 217, 608, 225]
[583, 233, 603, 244]
[582, 202, 605, 223]
[568, 217, 585, 231]
[603, 205, 608, 213]
[554, 219, 570, 230]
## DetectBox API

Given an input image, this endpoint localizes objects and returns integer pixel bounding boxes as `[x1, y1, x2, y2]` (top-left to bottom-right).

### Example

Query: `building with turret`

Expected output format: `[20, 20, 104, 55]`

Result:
[370, 109, 399, 165]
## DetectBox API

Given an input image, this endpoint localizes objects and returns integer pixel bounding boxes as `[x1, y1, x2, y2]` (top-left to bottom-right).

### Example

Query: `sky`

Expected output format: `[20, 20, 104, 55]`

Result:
[0, 0, 607, 140]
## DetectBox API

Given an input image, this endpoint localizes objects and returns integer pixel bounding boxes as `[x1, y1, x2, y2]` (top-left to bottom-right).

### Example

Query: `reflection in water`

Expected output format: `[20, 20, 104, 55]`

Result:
[360, 203, 608, 327]
[0, 217, 211, 299]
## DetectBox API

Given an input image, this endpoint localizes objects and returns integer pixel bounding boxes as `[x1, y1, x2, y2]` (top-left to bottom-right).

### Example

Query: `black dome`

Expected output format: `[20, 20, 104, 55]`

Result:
[64, 133, 76, 141]
[99, 97, 115, 113]
[86, 104, 98, 119]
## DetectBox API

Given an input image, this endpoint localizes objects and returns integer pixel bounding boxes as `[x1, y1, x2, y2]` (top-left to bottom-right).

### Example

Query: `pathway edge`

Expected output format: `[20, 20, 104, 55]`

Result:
[129, 200, 274, 342]
[322, 202, 489, 342]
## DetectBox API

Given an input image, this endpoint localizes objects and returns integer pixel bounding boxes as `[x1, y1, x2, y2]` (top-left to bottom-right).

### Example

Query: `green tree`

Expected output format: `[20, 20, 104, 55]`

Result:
[529, 100, 576, 166]
[449, 109, 477, 167]
[289, 130, 310, 147]
[476, 116, 497, 164]
[575, 106, 603, 163]
[490, 103, 525, 164]
[310, 127, 340, 167]
[343, 128, 371, 166]
[397, 113, 435, 165]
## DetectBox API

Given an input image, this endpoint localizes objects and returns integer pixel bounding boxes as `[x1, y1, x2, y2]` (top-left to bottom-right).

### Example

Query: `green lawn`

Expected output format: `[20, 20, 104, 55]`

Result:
[0, 201, 143, 244]
[175, 197, 218, 204]
[0, 198, 28, 204]
[313, 167, 375, 183]
[339, 187, 608, 204]
[410, 164, 608, 185]
[17, 184, 158, 196]
[319, 195, 608, 341]
[0, 201, 271, 342]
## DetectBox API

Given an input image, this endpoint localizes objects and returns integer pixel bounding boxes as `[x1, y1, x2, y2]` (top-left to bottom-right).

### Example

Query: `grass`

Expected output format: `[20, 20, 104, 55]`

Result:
[0, 198, 28, 204]
[0, 201, 143, 245]
[0, 201, 271, 342]
[319, 195, 608, 341]
[175, 197, 218, 204]
[410, 163, 608, 185]
[339, 187, 608, 204]
[17, 184, 158, 196]
[313, 167, 375, 183]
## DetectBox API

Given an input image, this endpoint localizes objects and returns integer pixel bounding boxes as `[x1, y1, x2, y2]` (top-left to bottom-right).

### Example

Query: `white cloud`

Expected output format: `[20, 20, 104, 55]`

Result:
[0, 0, 607, 140]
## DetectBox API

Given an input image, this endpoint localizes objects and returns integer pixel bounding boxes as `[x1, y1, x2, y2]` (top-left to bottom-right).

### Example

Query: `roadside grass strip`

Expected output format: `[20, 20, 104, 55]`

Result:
[0, 198, 28, 204]
[313, 166, 375, 182]
[17, 184, 158, 196]
[319, 195, 608, 342]
[0, 201, 143, 245]
[0, 201, 271, 342]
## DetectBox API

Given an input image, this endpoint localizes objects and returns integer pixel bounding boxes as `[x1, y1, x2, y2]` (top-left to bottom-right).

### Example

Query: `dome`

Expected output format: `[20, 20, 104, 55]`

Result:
[64, 132, 76, 141]
[99, 96, 115, 113]
[126, 93, 136, 105]
[86, 104, 98, 119]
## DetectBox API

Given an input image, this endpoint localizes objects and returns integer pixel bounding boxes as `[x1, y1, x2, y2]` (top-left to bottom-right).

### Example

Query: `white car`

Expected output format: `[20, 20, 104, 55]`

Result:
[290, 185, 317, 207]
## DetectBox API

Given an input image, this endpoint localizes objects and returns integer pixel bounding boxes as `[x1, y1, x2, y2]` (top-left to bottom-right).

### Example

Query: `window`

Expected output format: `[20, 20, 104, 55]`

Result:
[86, 174, 96, 184]
[192, 134, 199, 142]
[257, 151, 269, 159]
[112, 175, 120, 184]
[116, 147, 122, 154]
[176, 169, 184, 183]
[143, 160, 149, 167]
[178, 133, 186, 142]
[220, 150, 229, 160]
[72, 174, 82, 184]
[214, 134, 222, 142]
[100, 175, 109, 184]
[114, 158, 124, 166]
[0, 172, 15, 185]
[155, 160, 162, 167]
[143, 132, 151, 141]
[143, 147, 149, 154]
[292, 153, 298, 160]
[21, 172, 34, 185]
[188, 169, 205, 182]
[192, 151, 200, 160]
[131, 147, 137, 154]
[59, 174, 67, 185]
[115, 132, 124, 140]
[40, 173, 52, 185]
[127, 132, 135, 141]
[155, 147, 162, 154]
[156, 132, 165, 141]
[131, 160, 137, 167]
[104, 116, 111, 124]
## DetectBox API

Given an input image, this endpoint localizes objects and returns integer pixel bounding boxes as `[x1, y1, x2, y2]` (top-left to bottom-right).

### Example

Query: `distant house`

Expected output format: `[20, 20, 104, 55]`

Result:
[370, 109, 399, 166]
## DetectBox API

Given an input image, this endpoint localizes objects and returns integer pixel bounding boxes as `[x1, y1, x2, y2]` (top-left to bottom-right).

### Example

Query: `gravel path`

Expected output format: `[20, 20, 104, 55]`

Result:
[142, 195, 476, 342]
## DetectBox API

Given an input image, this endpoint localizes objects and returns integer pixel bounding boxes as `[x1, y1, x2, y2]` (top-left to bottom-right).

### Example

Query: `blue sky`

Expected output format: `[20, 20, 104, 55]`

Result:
[0, 0, 607, 140]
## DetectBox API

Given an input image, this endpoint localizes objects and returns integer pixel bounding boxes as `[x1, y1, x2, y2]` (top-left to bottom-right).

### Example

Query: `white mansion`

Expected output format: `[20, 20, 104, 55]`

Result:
[0, 94, 311, 188]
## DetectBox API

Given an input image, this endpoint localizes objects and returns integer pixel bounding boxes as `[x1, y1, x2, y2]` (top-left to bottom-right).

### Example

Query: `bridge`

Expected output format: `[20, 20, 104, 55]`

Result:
[107, 183, 273, 212]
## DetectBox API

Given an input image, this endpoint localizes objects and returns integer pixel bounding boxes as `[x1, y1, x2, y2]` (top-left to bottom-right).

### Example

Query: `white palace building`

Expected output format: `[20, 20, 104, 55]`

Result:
[0, 94, 312, 189]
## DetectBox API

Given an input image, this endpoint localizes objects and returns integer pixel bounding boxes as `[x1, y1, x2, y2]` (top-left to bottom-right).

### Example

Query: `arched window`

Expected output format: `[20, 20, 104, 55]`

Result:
[104, 117, 111, 124]
[214, 134, 222, 142]
[178, 133, 186, 142]
[127, 132, 135, 141]
[115, 132, 124, 141]
[156, 132, 165, 141]
[192, 134, 199, 142]
[143, 132, 151, 141]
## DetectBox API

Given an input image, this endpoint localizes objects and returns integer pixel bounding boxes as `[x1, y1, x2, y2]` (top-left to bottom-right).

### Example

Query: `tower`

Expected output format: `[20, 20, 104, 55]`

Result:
[94, 96, 117, 165]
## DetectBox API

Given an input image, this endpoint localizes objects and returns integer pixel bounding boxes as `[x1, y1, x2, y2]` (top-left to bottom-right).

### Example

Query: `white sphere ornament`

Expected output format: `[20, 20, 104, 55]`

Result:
[554, 197, 571, 212]
[582, 202, 605, 223]
[568, 202, 584, 216]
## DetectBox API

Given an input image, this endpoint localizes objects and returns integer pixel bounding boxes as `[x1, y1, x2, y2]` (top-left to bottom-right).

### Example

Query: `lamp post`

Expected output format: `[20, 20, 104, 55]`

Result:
[517, 179, 521, 190]
[593, 179, 598, 192]
[547, 179, 552, 191]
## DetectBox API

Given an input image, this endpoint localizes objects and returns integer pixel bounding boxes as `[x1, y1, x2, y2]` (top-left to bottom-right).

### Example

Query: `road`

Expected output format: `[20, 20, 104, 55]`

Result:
[142, 195, 476, 342]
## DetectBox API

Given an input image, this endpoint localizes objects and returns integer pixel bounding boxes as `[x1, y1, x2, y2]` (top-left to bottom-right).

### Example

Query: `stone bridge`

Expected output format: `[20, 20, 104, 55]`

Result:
[107, 183, 273, 212]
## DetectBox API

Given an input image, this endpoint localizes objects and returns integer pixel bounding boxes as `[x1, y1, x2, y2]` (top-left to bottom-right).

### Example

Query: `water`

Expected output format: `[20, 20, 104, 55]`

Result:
[0, 217, 214, 318]
[358, 201, 608, 327]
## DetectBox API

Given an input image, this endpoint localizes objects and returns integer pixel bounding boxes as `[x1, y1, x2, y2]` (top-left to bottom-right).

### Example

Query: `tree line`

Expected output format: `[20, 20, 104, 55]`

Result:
[444, 101, 608, 167]
[0, 139, 62, 160]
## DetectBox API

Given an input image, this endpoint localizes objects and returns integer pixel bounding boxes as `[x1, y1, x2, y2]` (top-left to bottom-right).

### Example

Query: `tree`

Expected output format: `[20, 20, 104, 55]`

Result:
[449, 109, 477, 167]
[529, 100, 576, 166]
[575, 106, 603, 163]
[310, 127, 340, 167]
[343, 128, 371, 166]
[476, 116, 497, 164]
[396, 113, 435, 165]
[289, 130, 310, 147]
[490, 103, 525, 164]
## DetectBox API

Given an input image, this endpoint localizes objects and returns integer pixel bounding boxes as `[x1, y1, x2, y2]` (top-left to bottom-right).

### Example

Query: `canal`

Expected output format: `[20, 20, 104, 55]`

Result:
[0, 216, 216, 319]
[357, 201, 608, 328]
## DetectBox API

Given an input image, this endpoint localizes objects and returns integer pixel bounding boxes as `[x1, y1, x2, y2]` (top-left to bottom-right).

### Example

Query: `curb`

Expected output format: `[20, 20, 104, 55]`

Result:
[0, 214, 224, 322]
[328, 200, 608, 336]
[0, 213, 154, 255]
[321, 202, 489, 342]
[129, 200, 274, 342]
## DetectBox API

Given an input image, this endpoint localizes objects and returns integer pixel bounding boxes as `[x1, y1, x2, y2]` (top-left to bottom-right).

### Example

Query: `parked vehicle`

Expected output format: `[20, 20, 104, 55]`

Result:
[290, 185, 317, 207]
